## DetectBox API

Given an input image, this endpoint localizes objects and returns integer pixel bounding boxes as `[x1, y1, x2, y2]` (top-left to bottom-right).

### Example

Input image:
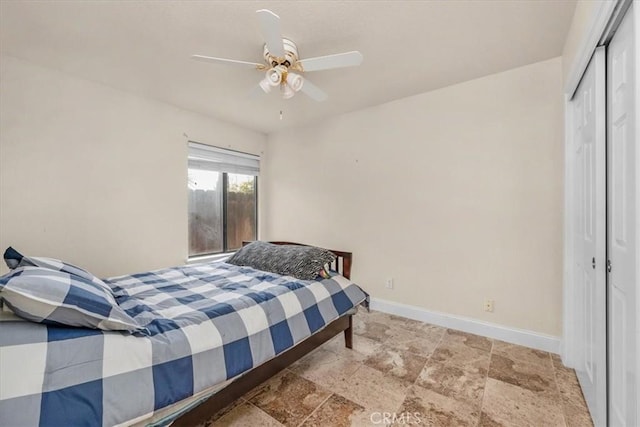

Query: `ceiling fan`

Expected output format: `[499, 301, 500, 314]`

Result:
[191, 9, 363, 102]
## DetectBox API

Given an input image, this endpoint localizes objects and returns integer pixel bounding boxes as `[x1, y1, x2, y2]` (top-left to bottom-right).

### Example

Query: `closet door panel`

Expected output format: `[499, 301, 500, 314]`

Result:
[571, 46, 607, 427]
[607, 4, 636, 426]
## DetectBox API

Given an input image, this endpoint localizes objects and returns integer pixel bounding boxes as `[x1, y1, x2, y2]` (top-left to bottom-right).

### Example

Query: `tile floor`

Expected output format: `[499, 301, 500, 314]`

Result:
[196, 310, 593, 426]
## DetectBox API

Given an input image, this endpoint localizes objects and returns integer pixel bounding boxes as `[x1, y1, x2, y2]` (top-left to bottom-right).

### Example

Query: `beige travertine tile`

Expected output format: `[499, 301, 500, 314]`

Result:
[441, 329, 493, 352]
[555, 368, 593, 427]
[382, 325, 443, 356]
[361, 310, 398, 324]
[563, 401, 594, 427]
[195, 398, 245, 427]
[354, 310, 445, 350]
[300, 393, 366, 427]
[367, 310, 445, 335]
[353, 309, 377, 321]
[488, 353, 557, 397]
[478, 411, 504, 426]
[248, 370, 331, 426]
[420, 323, 447, 336]
[202, 312, 594, 427]
[323, 332, 384, 362]
[363, 343, 428, 384]
[398, 385, 480, 426]
[354, 310, 445, 355]
[331, 365, 408, 413]
[415, 358, 487, 408]
[555, 369, 588, 407]
[352, 317, 394, 342]
[431, 339, 492, 371]
[211, 402, 283, 427]
[289, 348, 361, 389]
[551, 353, 575, 376]
[493, 340, 553, 370]
[321, 333, 349, 353]
[481, 378, 565, 426]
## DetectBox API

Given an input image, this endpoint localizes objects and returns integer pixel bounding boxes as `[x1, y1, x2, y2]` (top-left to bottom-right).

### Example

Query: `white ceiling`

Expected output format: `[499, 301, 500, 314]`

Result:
[0, 1, 576, 134]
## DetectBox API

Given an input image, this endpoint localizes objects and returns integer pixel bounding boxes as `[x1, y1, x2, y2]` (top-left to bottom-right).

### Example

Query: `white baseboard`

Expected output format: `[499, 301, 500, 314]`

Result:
[369, 297, 561, 354]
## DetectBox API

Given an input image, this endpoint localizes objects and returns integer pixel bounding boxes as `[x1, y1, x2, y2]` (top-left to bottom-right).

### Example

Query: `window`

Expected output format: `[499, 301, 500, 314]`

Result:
[188, 142, 259, 257]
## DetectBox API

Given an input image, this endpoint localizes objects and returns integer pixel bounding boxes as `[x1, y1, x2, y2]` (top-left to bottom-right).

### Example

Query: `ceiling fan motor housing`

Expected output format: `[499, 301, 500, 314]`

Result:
[264, 38, 299, 68]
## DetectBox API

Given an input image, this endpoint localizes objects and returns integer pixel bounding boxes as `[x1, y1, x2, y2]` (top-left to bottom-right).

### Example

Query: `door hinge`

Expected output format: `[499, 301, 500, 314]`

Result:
[607, 259, 612, 273]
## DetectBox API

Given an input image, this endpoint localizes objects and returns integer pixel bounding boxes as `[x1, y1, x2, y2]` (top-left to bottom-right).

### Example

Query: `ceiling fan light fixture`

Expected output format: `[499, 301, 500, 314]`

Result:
[259, 77, 273, 93]
[265, 67, 282, 86]
[281, 83, 296, 99]
[287, 72, 304, 92]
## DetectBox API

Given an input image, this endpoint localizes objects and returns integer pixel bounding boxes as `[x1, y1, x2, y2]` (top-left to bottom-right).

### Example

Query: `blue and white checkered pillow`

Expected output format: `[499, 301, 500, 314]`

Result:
[0, 266, 141, 332]
[4, 246, 110, 292]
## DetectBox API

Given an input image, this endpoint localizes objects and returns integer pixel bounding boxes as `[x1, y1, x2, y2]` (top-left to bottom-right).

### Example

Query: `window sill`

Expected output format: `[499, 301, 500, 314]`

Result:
[186, 252, 234, 265]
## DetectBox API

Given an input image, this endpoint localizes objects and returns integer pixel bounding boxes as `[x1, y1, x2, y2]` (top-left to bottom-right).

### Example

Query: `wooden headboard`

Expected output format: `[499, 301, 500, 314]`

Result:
[241, 241, 352, 279]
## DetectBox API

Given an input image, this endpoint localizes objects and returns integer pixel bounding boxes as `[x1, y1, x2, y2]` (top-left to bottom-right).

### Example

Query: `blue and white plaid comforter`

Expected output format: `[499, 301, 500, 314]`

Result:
[0, 261, 368, 427]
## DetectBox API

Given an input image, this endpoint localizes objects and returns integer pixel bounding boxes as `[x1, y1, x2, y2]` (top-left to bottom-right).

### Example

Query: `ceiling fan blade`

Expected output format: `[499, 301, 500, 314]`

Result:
[191, 55, 263, 68]
[191, 55, 264, 68]
[297, 51, 363, 72]
[256, 9, 285, 58]
[300, 77, 328, 102]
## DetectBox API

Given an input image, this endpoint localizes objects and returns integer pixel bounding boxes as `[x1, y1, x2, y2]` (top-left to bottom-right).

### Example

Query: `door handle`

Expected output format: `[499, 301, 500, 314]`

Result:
[592, 257, 596, 269]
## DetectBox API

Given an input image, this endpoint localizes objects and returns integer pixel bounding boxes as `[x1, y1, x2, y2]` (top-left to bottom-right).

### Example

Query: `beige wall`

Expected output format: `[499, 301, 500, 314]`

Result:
[0, 53, 565, 335]
[264, 57, 564, 336]
[0, 55, 267, 278]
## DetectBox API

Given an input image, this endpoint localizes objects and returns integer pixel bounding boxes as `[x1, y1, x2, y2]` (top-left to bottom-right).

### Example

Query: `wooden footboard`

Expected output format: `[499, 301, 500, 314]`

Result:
[172, 314, 353, 426]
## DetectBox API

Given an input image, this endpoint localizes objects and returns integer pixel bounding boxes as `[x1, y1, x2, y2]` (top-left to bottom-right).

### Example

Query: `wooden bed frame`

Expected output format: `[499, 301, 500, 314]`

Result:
[172, 241, 354, 426]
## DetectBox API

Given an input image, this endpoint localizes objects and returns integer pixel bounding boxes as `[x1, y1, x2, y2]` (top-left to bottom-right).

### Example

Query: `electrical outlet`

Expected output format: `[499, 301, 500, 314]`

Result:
[386, 278, 394, 289]
[484, 299, 494, 312]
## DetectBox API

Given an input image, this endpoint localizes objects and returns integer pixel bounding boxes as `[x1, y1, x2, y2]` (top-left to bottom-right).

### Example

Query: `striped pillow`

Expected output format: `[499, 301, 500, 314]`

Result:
[227, 241, 336, 280]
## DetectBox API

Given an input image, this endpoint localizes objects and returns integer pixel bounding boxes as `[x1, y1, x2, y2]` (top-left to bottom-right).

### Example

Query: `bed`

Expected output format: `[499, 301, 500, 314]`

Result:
[0, 241, 368, 427]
